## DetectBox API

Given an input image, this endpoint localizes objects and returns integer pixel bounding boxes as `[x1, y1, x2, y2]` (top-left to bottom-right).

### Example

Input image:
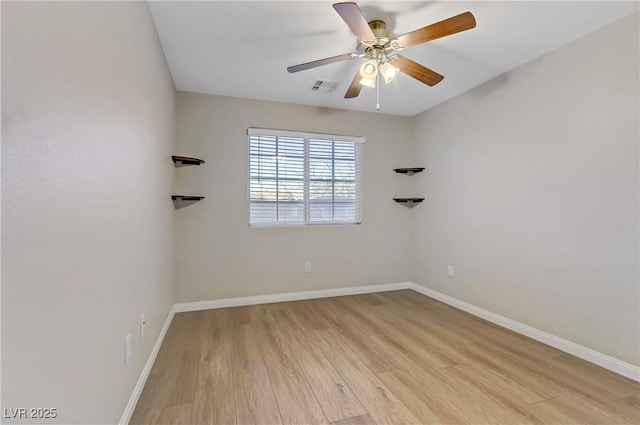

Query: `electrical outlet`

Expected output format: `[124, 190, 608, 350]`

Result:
[140, 314, 146, 341]
[447, 265, 454, 278]
[304, 261, 312, 273]
[125, 333, 132, 365]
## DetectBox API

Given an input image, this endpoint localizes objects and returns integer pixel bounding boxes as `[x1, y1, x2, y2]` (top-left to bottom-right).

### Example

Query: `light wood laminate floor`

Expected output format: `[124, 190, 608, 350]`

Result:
[130, 290, 640, 425]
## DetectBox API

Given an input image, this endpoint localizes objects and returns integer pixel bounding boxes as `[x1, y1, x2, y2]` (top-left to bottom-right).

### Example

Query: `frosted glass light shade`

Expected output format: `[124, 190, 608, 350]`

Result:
[359, 59, 378, 88]
[380, 62, 400, 84]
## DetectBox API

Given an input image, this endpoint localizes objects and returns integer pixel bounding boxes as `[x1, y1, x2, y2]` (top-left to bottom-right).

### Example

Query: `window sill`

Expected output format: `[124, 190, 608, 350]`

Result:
[248, 221, 362, 228]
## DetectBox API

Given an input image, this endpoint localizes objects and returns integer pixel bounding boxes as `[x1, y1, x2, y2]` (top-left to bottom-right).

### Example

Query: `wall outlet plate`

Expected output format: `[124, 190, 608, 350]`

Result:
[140, 314, 146, 341]
[125, 333, 132, 365]
[448, 265, 454, 278]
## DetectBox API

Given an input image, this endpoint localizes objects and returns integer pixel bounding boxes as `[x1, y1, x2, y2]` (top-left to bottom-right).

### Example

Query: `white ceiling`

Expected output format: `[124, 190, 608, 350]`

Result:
[149, 1, 638, 117]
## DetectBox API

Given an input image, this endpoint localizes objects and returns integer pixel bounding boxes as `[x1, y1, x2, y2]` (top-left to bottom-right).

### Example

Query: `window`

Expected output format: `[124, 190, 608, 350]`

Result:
[248, 127, 363, 226]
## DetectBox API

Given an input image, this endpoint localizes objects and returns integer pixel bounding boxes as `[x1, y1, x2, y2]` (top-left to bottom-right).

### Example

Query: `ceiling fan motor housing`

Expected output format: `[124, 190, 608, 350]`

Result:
[369, 20, 394, 45]
[356, 20, 398, 62]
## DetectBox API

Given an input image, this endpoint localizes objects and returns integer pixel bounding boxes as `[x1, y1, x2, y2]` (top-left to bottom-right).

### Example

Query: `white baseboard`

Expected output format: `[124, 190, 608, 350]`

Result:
[172, 281, 413, 313]
[409, 282, 640, 382]
[119, 309, 175, 425]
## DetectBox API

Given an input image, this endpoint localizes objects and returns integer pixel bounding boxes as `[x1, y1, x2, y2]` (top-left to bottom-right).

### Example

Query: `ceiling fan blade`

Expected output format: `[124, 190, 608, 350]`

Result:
[391, 56, 444, 86]
[287, 53, 354, 73]
[333, 2, 376, 42]
[344, 69, 363, 98]
[396, 11, 476, 49]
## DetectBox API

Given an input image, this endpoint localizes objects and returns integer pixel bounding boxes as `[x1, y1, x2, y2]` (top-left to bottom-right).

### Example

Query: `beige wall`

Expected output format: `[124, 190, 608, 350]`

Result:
[2, 2, 176, 423]
[410, 12, 639, 365]
[174, 92, 414, 302]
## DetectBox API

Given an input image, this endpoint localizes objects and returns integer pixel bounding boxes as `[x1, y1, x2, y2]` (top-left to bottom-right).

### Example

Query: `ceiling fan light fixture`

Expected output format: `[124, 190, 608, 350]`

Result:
[359, 76, 376, 88]
[359, 59, 378, 78]
[380, 61, 400, 84]
[359, 59, 378, 88]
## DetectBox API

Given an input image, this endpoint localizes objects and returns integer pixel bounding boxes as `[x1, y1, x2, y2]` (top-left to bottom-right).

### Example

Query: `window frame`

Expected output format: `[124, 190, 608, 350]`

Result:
[247, 127, 364, 227]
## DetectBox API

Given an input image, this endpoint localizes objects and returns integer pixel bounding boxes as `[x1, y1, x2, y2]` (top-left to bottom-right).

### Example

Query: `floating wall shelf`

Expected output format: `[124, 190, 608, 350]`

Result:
[393, 198, 424, 208]
[394, 167, 425, 208]
[172, 196, 205, 210]
[171, 195, 205, 202]
[172, 156, 205, 166]
[394, 167, 425, 176]
[172, 155, 205, 209]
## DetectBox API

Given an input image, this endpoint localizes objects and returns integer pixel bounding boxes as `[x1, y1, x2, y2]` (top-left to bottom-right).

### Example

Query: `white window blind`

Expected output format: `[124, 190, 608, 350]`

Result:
[248, 128, 363, 225]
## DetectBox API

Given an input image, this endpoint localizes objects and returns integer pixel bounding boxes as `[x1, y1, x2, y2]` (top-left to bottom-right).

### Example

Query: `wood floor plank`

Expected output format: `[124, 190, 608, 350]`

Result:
[129, 373, 160, 425]
[356, 293, 388, 306]
[376, 289, 427, 310]
[191, 387, 235, 425]
[388, 303, 483, 346]
[271, 307, 368, 422]
[133, 290, 640, 425]
[150, 313, 186, 375]
[375, 370, 448, 424]
[314, 328, 422, 425]
[531, 395, 635, 425]
[317, 298, 397, 373]
[549, 354, 640, 399]
[442, 365, 543, 424]
[232, 324, 282, 425]
[143, 403, 192, 425]
[252, 308, 329, 425]
[168, 313, 202, 405]
[377, 368, 481, 424]
[388, 291, 562, 362]
[330, 413, 377, 425]
[319, 296, 380, 336]
[401, 360, 535, 424]
[609, 395, 640, 424]
[474, 340, 627, 403]
[450, 362, 548, 404]
[338, 298, 453, 369]
[457, 342, 563, 401]
[148, 312, 201, 408]
[227, 305, 252, 325]
[389, 306, 482, 350]
[286, 299, 332, 331]
[390, 290, 565, 362]
[196, 309, 234, 389]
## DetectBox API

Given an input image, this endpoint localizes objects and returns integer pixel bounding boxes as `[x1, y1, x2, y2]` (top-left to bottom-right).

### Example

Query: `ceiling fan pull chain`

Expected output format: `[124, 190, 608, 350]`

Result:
[376, 65, 380, 111]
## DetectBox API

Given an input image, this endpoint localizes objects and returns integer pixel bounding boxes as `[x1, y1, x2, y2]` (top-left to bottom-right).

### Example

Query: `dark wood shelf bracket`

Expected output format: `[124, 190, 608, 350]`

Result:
[394, 167, 425, 176]
[171, 195, 205, 209]
[172, 156, 205, 167]
[172, 195, 205, 202]
[393, 198, 424, 208]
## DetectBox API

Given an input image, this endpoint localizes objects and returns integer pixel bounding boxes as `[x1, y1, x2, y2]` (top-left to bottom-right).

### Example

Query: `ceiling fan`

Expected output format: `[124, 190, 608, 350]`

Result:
[287, 2, 476, 102]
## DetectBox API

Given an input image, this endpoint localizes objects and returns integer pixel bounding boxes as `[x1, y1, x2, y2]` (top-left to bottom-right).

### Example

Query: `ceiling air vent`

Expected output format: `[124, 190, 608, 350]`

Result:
[311, 80, 338, 93]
